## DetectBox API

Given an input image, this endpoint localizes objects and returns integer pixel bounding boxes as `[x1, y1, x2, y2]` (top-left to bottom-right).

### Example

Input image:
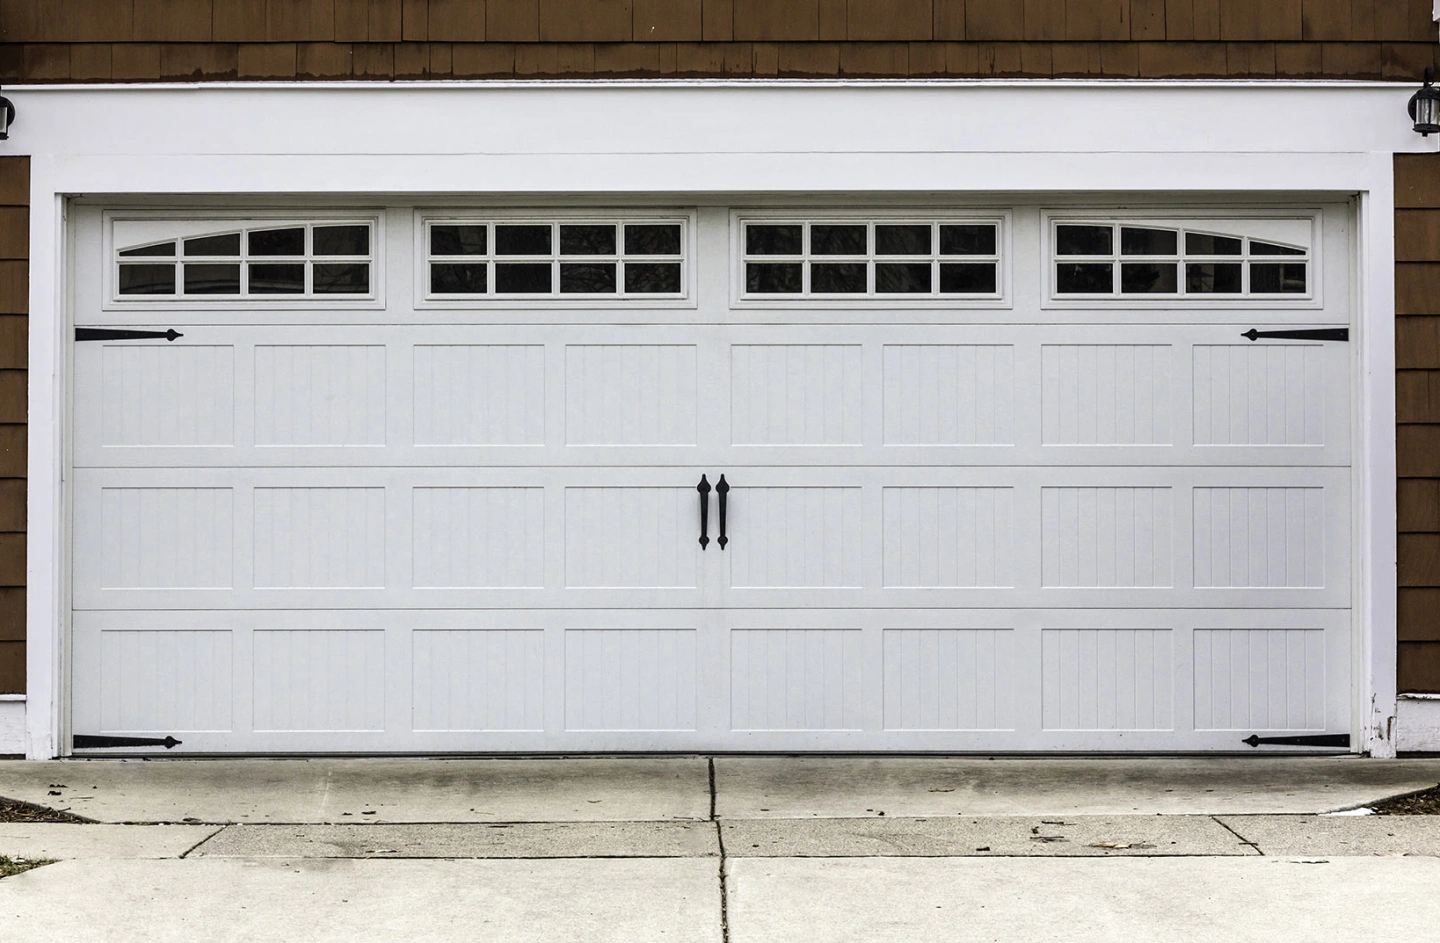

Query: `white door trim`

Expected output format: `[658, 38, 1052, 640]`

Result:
[7, 80, 1427, 757]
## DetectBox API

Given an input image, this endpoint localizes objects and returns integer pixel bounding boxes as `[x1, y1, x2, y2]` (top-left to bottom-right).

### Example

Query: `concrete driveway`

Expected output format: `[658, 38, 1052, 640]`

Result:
[1, 756, 1439, 942]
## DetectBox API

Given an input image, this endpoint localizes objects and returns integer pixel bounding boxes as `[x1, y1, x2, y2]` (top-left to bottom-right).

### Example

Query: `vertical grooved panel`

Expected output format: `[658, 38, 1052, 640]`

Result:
[564, 629, 697, 730]
[565, 345, 697, 445]
[99, 629, 233, 732]
[564, 487, 697, 587]
[1042, 345, 1170, 444]
[1193, 487, 1325, 587]
[730, 628, 863, 730]
[412, 630, 544, 731]
[728, 487, 862, 587]
[1194, 628, 1326, 730]
[731, 344, 862, 444]
[101, 345, 235, 446]
[1041, 629, 1173, 730]
[1042, 487, 1172, 587]
[882, 629, 1013, 730]
[883, 345, 1014, 444]
[882, 487, 1013, 587]
[413, 345, 544, 445]
[100, 488, 233, 588]
[413, 488, 544, 587]
[1193, 344, 1324, 445]
[254, 345, 386, 446]
[253, 488, 385, 588]
[252, 629, 385, 731]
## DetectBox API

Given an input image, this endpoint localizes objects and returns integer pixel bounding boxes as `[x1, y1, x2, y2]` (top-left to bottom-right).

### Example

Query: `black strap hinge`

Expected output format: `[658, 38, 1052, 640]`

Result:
[1242, 733, 1349, 749]
[1241, 328, 1348, 342]
[75, 328, 183, 342]
[73, 734, 182, 750]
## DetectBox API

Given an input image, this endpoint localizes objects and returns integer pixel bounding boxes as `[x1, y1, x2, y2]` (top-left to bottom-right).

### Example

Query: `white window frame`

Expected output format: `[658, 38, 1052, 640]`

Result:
[102, 210, 385, 310]
[414, 209, 698, 308]
[1041, 209, 1323, 309]
[730, 209, 1011, 309]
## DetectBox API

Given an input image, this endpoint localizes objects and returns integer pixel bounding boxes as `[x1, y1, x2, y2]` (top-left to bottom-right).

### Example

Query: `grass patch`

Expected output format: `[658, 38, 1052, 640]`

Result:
[0, 856, 55, 879]
[0, 797, 93, 824]
[1372, 784, 1440, 815]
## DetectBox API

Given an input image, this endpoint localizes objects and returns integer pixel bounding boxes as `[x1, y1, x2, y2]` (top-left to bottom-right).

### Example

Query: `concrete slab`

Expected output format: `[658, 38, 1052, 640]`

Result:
[0, 858, 722, 943]
[0, 757, 710, 823]
[0, 824, 218, 859]
[726, 856, 1440, 943]
[722, 815, 1254, 857]
[714, 756, 1440, 817]
[192, 821, 718, 858]
[1218, 815, 1440, 857]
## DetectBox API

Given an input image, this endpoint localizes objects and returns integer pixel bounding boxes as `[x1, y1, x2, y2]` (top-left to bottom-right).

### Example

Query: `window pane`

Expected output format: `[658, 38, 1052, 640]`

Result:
[431, 262, 487, 294]
[624, 224, 682, 255]
[184, 234, 240, 256]
[119, 242, 176, 258]
[1056, 262, 1113, 293]
[939, 263, 997, 293]
[1185, 263, 1242, 293]
[314, 263, 370, 294]
[1185, 233, 1242, 256]
[625, 263, 682, 293]
[1120, 262, 1178, 293]
[560, 262, 617, 293]
[1120, 227, 1178, 256]
[560, 225, 617, 256]
[940, 224, 996, 256]
[875, 225, 931, 255]
[1250, 263, 1307, 293]
[746, 225, 802, 256]
[495, 225, 552, 256]
[746, 263, 802, 293]
[184, 263, 241, 294]
[1250, 241, 1306, 257]
[810, 262, 867, 293]
[249, 263, 305, 293]
[248, 228, 305, 256]
[313, 225, 370, 256]
[431, 225, 487, 256]
[1056, 225, 1112, 256]
[118, 263, 176, 294]
[876, 262, 932, 292]
[810, 225, 867, 256]
[495, 262, 552, 293]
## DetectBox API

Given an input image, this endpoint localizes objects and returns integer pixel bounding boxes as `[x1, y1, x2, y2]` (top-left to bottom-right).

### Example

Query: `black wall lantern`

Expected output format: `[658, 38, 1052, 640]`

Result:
[1410, 67, 1440, 137]
[0, 86, 13, 141]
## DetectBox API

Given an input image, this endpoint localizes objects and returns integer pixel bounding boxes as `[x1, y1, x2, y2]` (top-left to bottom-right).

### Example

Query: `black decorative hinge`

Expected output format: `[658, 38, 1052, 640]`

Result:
[1241, 733, 1350, 749]
[73, 734, 183, 750]
[75, 328, 183, 342]
[1241, 328, 1348, 342]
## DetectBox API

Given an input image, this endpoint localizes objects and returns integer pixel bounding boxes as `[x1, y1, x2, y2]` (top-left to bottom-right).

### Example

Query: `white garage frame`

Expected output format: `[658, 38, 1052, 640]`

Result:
[3, 79, 1430, 758]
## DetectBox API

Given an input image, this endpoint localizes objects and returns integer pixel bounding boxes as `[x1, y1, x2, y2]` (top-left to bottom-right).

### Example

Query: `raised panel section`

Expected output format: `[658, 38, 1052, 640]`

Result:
[564, 629, 697, 731]
[728, 487, 863, 588]
[1193, 345, 1324, 445]
[252, 629, 385, 732]
[1193, 487, 1324, 588]
[1193, 628, 1326, 731]
[101, 345, 235, 447]
[413, 487, 544, 588]
[100, 488, 233, 589]
[882, 628, 1013, 730]
[253, 487, 385, 589]
[882, 487, 1014, 588]
[730, 628, 863, 731]
[564, 487, 697, 588]
[254, 345, 386, 446]
[883, 344, 1014, 445]
[1042, 487, 1172, 588]
[565, 345, 697, 445]
[99, 629, 232, 732]
[413, 345, 545, 446]
[1041, 628, 1174, 731]
[731, 344, 862, 445]
[412, 629, 545, 732]
[1042, 345, 1170, 445]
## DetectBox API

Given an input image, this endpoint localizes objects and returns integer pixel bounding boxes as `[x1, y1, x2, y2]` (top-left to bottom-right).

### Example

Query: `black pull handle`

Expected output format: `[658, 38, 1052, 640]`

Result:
[1241, 328, 1348, 342]
[76, 328, 184, 342]
[697, 475, 711, 550]
[716, 475, 729, 550]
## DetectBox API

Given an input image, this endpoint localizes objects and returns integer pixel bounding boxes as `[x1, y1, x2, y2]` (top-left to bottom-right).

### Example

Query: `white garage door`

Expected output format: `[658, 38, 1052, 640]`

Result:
[67, 203, 1354, 753]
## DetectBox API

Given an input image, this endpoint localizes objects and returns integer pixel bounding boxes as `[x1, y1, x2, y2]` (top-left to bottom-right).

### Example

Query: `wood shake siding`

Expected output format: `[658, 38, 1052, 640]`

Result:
[0, 1, 1436, 696]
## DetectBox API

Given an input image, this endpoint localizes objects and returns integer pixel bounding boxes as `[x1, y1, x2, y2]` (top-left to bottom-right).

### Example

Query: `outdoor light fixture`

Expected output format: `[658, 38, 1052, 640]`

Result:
[0, 86, 13, 141]
[1410, 67, 1440, 136]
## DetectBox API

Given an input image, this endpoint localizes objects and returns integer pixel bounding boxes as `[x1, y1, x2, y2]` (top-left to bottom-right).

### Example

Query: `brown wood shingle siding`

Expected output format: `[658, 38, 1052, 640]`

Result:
[0, 157, 24, 697]
[1, 0, 1436, 79]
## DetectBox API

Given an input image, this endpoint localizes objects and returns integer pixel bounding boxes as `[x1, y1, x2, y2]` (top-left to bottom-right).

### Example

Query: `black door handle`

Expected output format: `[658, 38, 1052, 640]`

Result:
[697, 475, 711, 549]
[716, 475, 729, 550]
[1241, 328, 1348, 342]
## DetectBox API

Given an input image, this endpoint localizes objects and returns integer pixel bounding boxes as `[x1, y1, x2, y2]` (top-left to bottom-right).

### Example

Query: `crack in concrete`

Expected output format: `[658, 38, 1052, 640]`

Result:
[178, 825, 227, 859]
[1210, 816, 1263, 855]
[709, 757, 730, 943]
